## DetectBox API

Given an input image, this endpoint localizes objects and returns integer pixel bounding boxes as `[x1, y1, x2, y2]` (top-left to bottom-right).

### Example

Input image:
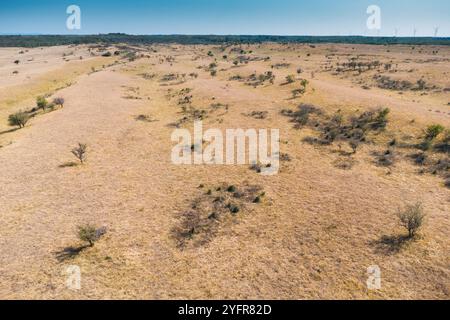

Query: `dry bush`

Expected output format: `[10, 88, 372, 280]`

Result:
[245, 111, 268, 119]
[397, 203, 426, 238]
[71, 143, 87, 164]
[373, 149, 396, 167]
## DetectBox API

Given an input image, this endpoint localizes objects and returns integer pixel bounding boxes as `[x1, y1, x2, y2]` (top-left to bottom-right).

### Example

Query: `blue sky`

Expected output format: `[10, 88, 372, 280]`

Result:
[0, 0, 449, 36]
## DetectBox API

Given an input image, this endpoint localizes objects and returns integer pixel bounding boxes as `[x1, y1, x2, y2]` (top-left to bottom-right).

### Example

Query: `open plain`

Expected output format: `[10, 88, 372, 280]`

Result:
[0, 42, 449, 299]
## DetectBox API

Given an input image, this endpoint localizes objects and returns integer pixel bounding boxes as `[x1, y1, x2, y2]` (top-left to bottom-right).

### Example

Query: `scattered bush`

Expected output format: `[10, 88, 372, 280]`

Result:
[172, 183, 265, 248]
[8, 111, 30, 128]
[397, 203, 425, 238]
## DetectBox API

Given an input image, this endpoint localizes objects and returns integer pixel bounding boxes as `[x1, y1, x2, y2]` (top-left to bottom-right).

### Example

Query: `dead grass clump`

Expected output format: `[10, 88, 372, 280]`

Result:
[139, 73, 157, 80]
[373, 149, 396, 167]
[333, 157, 357, 170]
[280, 153, 292, 162]
[271, 63, 290, 69]
[249, 162, 272, 173]
[136, 114, 157, 122]
[245, 111, 268, 119]
[172, 183, 265, 248]
[210, 103, 229, 112]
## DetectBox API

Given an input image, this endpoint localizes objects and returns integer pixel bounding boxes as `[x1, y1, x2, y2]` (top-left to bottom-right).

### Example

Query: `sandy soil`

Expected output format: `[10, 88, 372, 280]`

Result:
[0, 43, 449, 299]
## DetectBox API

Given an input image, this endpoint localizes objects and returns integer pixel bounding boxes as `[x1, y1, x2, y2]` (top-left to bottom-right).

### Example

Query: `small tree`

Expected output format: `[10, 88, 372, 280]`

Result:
[397, 203, 425, 238]
[71, 143, 87, 164]
[8, 111, 30, 128]
[53, 97, 65, 108]
[77, 224, 107, 247]
[36, 96, 48, 111]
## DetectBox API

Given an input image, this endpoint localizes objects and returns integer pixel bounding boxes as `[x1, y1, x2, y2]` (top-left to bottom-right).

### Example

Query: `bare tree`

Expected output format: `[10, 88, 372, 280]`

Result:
[71, 143, 87, 164]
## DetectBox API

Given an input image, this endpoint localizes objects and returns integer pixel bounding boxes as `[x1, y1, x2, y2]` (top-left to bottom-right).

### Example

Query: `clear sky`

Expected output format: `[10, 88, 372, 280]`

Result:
[0, 0, 449, 36]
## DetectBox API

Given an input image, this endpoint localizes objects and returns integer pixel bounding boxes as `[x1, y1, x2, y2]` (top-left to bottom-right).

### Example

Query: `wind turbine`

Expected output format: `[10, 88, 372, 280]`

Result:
[413, 27, 417, 37]
[433, 26, 440, 37]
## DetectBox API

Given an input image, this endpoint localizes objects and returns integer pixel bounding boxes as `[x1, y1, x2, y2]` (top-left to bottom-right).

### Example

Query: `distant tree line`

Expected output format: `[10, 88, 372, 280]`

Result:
[0, 34, 449, 47]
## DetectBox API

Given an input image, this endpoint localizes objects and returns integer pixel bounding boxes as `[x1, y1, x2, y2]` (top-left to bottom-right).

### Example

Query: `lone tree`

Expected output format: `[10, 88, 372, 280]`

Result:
[53, 97, 65, 108]
[77, 224, 106, 247]
[397, 203, 426, 238]
[8, 111, 30, 129]
[36, 96, 48, 111]
[71, 143, 87, 164]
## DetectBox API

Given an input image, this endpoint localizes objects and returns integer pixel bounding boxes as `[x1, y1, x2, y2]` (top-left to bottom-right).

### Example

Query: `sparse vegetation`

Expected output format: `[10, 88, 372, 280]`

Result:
[172, 183, 265, 248]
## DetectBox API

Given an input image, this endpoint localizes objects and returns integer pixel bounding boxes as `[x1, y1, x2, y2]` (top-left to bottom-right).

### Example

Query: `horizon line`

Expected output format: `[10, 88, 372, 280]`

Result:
[1, 33, 449, 39]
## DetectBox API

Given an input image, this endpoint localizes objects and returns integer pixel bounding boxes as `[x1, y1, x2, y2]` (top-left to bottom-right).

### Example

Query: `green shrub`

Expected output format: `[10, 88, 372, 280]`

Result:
[36, 96, 48, 111]
[8, 111, 30, 128]
[425, 124, 444, 141]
